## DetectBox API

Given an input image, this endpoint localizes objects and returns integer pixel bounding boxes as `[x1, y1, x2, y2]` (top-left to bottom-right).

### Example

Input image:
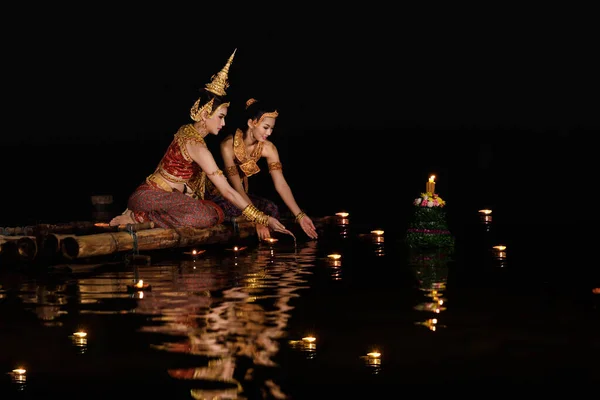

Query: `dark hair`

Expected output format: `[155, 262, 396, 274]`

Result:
[202, 90, 228, 115]
[239, 98, 278, 134]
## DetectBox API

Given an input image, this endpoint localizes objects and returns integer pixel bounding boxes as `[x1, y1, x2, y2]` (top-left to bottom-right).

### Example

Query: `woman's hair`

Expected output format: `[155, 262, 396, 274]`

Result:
[189, 89, 230, 121]
[240, 98, 279, 134]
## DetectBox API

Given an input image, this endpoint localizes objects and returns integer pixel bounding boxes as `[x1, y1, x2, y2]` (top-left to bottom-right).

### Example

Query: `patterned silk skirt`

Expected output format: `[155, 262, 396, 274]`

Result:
[128, 182, 224, 229]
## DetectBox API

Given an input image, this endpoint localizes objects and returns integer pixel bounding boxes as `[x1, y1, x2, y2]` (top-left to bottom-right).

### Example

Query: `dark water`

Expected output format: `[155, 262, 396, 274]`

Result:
[2, 132, 600, 397]
[1, 213, 600, 398]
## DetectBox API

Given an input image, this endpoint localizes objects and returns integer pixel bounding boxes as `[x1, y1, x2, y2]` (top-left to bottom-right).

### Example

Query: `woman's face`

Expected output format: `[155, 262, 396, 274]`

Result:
[206, 106, 228, 135]
[250, 117, 276, 142]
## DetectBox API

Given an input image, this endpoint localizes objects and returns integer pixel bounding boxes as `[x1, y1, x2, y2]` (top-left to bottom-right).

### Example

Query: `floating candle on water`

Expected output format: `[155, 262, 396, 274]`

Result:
[183, 249, 206, 257]
[492, 245, 507, 259]
[371, 230, 385, 243]
[478, 209, 493, 223]
[127, 279, 151, 292]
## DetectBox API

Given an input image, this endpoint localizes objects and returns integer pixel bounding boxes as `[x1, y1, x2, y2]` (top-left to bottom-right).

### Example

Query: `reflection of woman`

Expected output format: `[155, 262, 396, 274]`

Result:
[208, 98, 318, 240]
[109, 51, 290, 236]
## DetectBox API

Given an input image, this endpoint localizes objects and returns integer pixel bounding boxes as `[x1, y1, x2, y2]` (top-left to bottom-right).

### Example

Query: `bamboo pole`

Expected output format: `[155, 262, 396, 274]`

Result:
[0, 235, 38, 261]
[61, 221, 256, 259]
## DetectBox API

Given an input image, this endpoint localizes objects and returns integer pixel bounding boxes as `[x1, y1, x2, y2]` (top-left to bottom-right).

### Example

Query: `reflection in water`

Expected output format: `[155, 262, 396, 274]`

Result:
[0, 241, 317, 398]
[135, 241, 318, 399]
[410, 249, 450, 332]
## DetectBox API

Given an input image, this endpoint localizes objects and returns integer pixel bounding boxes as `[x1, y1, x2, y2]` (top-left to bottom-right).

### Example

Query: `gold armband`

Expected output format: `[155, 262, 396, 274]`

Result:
[242, 204, 270, 226]
[295, 211, 307, 223]
[225, 166, 239, 177]
[206, 169, 223, 177]
[268, 161, 282, 172]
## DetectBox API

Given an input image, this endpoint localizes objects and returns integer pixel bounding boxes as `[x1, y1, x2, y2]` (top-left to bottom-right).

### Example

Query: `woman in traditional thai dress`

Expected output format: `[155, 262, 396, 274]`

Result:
[109, 51, 290, 236]
[206, 98, 317, 240]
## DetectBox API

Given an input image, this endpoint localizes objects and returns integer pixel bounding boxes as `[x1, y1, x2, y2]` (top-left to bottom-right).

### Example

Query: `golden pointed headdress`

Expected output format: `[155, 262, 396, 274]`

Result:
[190, 49, 236, 121]
[205, 49, 236, 96]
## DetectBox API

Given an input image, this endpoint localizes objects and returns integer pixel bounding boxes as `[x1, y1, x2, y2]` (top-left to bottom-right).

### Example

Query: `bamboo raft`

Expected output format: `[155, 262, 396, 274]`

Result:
[0, 217, 335, 266]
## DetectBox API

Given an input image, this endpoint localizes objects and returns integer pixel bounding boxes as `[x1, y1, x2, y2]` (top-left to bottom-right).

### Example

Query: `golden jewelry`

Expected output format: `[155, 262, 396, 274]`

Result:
[295, 211, 307, 223]
[225, 166, 239, 177]
[233, 129, 262, 177]
[246, 98, 258, 108]
[253, 110, 279, 126]
[268, 162, 282, 172]
[206, 169, 223, 177]
[205, 49, 236, 96]
[189, 49, 236, 121]
[242, 204, 270, 226]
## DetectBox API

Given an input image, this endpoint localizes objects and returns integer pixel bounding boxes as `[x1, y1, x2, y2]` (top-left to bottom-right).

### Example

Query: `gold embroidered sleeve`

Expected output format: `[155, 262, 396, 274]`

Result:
[268, 162, 282, 172]
[225, 166, 239, 177]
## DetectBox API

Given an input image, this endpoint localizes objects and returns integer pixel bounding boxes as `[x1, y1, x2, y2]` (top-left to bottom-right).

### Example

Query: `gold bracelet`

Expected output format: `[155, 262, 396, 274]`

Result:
[295, 211, 306, 223]
[242, 204, 270, 227]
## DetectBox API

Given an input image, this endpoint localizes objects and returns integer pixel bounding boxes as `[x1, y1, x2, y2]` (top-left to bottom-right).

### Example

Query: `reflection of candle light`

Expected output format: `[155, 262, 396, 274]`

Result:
[11, 368, 26, 384]
[426, 175, 436, 194]
[72, 331, 88, 350]
[492, 245, 507, 259]
[127, 279, 151, 292]
[371, 230, 384, 243]
[335, 212, 350, 226]
[94, 222, 110, 227]
[478, 209, 493, 223]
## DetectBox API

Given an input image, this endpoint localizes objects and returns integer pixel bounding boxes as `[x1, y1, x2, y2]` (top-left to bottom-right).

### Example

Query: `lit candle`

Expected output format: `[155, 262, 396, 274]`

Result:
[263, 238, 278, 245]
[478, 209, 492, 223]
[371, 230, 384, 243]
[11, 368, 26, 384]
[335, 212, 350, 225]
[327, 253, 342, 267]
[127, 279, 151, 292]
[183, 249, 206, 257]
[426, 175, 436, 194]
[492, 245, 507, 259]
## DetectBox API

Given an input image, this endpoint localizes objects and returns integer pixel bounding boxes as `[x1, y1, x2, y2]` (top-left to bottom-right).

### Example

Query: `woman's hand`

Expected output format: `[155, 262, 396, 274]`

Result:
[299, 215, 318, 239]
[268, 217, 294, 237]
[256, 224, 271, 240]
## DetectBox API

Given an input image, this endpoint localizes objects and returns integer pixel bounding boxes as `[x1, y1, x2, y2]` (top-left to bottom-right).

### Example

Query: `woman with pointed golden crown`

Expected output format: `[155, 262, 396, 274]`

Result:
[206, 97, 318, 240]
[109, 50, 291, 235]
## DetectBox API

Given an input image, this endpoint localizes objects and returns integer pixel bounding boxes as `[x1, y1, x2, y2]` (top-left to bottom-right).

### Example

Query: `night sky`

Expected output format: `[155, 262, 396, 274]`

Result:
[2, 9, 597, 225]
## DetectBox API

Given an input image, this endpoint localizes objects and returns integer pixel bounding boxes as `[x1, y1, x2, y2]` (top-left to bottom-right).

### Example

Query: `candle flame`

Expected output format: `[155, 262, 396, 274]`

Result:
[135, 280, 144, 288]
[478, 209, 492, 214]
[12, 368, 26, 375]
[367, 351, 381, 358]
[302, 336, 316, 342]
[493, 245, 507, 251]
[335, 212, 349, 217]
[429, 175, 435, 182]
[192, 249, 197, 255]
[73, 331, 87, 337]
[370, 230, 384, 235]
[327, 253, 342, 260]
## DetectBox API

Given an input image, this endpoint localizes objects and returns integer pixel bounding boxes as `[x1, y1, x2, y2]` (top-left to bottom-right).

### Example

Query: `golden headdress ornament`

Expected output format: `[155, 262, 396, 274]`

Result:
[190, 49, 236, 121]
[246, 97, 279, 126]
[246, 98, 258, 109]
